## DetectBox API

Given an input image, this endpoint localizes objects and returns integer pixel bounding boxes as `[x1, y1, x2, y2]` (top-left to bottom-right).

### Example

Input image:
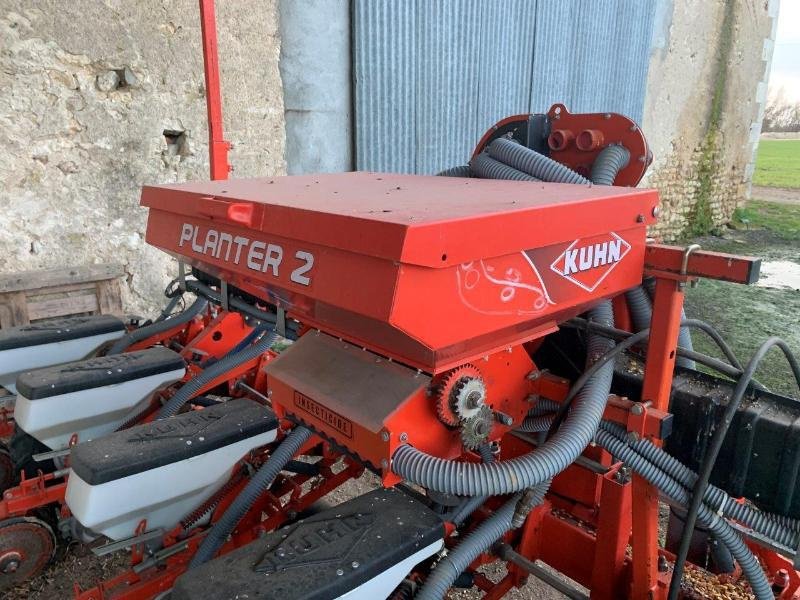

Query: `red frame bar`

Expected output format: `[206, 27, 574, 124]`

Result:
[644, 243, 760, 284]
[630, 276, 685, 599]
[199, 0, 230, 180]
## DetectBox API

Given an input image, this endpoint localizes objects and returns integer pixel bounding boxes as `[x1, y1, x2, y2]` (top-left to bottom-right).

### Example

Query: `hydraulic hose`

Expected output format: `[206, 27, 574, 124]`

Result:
[469, 153, 539, 181]
[563, 318, 756, 384]
[596, 429, 773, 600]
[669, 337, 800, 600]
[437, 165, 471, 177]
[487, 138, 589, 184]
[416, 495, 520, 600]
[108, 296, 208, 355]
[155, 294, 183, 323]
[189, 425, 313, 568]
[545, 327, 650, 437]
[157, 330, 278, 419]
[392, 303, 614, 496]
[589, 144, 629, 186]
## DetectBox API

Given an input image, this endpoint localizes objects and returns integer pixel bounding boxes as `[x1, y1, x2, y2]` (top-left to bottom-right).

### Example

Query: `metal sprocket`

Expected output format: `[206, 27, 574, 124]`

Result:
[460, 406, 493, 450]
[434, 365, 483, 426]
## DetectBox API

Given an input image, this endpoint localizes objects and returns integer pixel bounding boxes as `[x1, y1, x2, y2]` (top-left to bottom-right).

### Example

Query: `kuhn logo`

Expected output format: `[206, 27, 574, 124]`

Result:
[550, 233, 631, 292]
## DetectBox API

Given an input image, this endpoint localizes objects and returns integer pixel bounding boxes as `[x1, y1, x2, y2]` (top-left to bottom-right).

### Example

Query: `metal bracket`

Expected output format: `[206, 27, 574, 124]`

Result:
[91, 528, 165, 556]
[680, 244, 701, 276]
[33, 448, 71, 463]
[220, 279, 229, 312]
[178, 261, 187, 291]
[276, 307, 286, 338]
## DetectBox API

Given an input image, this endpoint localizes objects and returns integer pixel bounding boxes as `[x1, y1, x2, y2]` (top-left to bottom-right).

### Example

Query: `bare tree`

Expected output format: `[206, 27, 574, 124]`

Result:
[763, 88, 800, 132]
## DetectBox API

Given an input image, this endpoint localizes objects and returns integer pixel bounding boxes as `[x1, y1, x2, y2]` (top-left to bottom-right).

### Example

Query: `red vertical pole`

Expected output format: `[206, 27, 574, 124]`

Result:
[630, 277, 685, 599]
[591, 472, 633, 600]
[199, 0, 231, 181]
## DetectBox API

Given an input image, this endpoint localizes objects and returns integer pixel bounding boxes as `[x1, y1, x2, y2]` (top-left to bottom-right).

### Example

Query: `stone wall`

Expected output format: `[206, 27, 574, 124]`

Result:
[0, 1, 284, 317]
[642, 0, 778, 240]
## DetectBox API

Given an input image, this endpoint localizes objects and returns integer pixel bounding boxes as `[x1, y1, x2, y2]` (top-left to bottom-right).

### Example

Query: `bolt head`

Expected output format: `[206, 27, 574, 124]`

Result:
[652, 206, 661, 218]
[631, 403, 644, 416]
[380, 431, 390, 442]
[399, 432, 408, 442]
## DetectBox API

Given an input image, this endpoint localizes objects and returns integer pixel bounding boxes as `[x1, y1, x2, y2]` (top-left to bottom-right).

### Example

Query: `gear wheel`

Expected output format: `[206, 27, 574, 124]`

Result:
[460, 406, 493, 450]
[434, 365, 485, 426]
[451, 377, 487, 421]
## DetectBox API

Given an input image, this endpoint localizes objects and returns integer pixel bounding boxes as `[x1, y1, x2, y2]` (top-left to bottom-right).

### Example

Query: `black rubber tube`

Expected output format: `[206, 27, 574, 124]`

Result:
[669, 337, 800, 600]
[563, 318, 754, 383]
[392, 303, 614, 496]
[597, 429, 773, 600]
[589, 144, 630, 186]
[108, 296, 208, 355]
[157, 330, 278, 419]
[487, 138, 589, 184]
[600, 421, 800, 548]
[189, 426, 313, 567]
[545, 327, 650, 437]
[469, 152, 540, 181]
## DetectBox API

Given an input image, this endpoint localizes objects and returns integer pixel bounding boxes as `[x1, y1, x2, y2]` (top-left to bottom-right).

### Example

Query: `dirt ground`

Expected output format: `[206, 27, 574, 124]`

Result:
[683, 212, 800, 397]
[751, 185, 800, 205]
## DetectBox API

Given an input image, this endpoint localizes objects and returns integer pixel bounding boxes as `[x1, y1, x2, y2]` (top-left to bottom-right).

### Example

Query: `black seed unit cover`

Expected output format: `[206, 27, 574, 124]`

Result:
[70, 399, 277, 485]
[0, 315, 125, 351]
[16, 347, 185, 400]
[171, 487, 444, 600]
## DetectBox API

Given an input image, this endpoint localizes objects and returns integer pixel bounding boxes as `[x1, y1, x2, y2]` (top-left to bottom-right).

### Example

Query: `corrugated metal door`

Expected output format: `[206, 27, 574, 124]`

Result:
[353, 0, 657, 174]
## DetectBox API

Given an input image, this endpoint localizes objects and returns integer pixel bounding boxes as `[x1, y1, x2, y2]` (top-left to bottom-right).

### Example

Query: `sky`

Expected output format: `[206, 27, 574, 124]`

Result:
[770, 1, 800, 101]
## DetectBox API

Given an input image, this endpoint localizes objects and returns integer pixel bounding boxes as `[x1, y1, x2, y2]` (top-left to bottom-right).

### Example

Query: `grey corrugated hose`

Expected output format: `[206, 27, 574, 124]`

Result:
[596, 429, 772, 600]
[469, 152, 540, 181]
[391, 302, 615, 496]
[487, 138, 589, 184]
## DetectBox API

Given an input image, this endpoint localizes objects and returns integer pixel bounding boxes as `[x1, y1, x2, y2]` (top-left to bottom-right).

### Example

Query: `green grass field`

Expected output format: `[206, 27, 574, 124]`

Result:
[732, 199, 800, 241]
[753, 139, 800, 188]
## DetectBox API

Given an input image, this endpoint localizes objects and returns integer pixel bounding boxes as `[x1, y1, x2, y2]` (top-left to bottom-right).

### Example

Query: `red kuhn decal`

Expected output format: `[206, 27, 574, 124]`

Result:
[549, 232, 631, 292]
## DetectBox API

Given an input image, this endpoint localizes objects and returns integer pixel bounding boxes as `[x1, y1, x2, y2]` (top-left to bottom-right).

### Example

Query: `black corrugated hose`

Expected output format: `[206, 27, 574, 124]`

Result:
[157, 329, 278, 419]
[189, 425, 313, 567]
[108, 296, 208, 355]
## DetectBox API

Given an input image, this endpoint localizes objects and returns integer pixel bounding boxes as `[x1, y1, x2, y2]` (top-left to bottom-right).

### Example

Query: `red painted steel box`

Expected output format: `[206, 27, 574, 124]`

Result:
[141, 172, 658, 373]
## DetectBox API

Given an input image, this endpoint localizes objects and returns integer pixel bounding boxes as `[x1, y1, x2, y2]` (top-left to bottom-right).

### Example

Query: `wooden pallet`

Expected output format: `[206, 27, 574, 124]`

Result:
[0, 264, 125, 328]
